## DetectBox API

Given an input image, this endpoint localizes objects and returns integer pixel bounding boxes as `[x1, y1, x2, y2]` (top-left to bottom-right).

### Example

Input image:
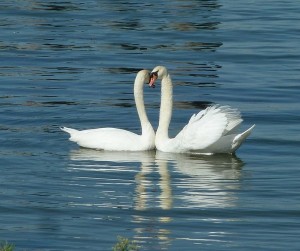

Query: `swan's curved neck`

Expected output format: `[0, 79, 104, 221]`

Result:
[134, 77, 152, 135]
[157, 73, 173, 140]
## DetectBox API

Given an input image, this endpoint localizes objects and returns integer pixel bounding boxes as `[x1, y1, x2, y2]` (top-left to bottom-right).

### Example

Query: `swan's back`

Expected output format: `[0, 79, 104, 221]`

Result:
[61, 126, 155, 151]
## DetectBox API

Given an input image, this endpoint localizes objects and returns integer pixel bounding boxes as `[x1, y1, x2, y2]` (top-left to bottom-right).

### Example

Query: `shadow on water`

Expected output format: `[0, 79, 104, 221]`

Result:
[30, 1, 82, 12]
[68, 148, 244, 249]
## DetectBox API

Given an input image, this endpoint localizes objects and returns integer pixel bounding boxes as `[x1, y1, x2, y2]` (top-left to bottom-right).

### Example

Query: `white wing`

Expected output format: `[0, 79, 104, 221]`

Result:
[174, 105, 229, 151]
[220, 105, 243, 135]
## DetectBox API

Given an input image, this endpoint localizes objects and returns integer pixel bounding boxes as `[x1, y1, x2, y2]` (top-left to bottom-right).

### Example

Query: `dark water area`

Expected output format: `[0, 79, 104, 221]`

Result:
[1, 0, 300, 250]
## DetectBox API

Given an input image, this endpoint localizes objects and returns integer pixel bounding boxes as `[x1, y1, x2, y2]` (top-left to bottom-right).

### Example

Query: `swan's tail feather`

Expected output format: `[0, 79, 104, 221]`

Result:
[60, 127, 79, 135]
[232, 124, 255, 151]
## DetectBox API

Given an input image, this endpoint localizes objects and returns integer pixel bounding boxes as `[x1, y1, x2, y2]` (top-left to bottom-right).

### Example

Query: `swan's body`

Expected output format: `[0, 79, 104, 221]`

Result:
[149, 66, 255, 154]
[61, 70, 155, 151]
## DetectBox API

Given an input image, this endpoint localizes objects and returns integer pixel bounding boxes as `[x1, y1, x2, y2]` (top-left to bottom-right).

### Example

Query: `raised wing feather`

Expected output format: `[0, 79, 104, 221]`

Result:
[219, 106, 243, 135]
[175, 105, 229, 151]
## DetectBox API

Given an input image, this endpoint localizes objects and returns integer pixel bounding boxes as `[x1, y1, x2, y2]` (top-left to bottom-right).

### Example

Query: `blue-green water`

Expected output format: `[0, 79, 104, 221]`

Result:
[1, 0, 300, 250]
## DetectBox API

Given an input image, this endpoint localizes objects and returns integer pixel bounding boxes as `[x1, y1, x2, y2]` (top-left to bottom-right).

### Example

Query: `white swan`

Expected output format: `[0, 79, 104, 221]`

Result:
[149, 66, 255, 154]
[61, 70, 155, 151]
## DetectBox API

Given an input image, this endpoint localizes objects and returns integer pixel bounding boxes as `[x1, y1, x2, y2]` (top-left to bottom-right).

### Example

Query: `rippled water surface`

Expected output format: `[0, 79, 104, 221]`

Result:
[1, 0, 300, 250]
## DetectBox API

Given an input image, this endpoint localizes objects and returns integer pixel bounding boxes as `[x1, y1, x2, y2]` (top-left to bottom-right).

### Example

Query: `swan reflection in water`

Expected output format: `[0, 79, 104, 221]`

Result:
[156, 151, 244, 208]
[70, 149, 243, 209]
[68, 149, 244, 249]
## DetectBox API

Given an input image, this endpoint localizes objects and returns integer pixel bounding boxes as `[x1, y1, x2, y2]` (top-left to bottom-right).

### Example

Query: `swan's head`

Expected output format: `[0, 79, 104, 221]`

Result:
[149, 66, 168, 88]
[135, 69, 150, 85]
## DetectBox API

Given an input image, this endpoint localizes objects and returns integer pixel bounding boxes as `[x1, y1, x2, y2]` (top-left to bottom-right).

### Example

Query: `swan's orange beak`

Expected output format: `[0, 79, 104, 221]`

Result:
[149, 72, 158, 88]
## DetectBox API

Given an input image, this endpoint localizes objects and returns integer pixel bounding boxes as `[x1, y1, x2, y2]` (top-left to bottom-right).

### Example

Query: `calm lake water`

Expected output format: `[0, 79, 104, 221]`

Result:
[1, 0, 300, 250]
